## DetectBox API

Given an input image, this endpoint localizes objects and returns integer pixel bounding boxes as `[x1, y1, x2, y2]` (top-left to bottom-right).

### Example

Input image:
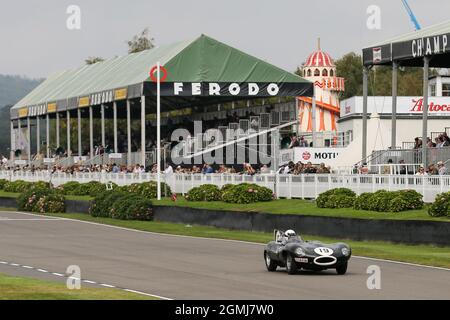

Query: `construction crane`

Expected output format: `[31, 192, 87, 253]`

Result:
[401, 0, 421, 30]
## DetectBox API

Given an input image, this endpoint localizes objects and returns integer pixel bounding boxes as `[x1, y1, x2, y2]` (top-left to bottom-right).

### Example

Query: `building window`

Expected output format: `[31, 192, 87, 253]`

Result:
[430, 84, 436, 96]
[442, 84, 450, 96]
[307, 69, 312, 77]
[322, 69, 328, 76]
[330, 69, 334, 77]
[314, 69, 320, 76]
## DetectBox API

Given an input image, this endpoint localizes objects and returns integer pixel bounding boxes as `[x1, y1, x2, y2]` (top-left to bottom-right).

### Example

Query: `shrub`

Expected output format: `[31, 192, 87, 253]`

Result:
[124, 181, 172, 199]
[186, 184, 222, 201]
[428, 191, 450, 217]
[89, 191, 128, 217]
[222, 183, 273, 204]
[316, 188, 356, 208]
[394, 189, 423, 210]
[59, 181, 82, 195]
[110, 194, 153, 220]
[0, 179, 9, 190]
[325, 194, 355, 209]
[4, 180, 33, 193]
[353, 193, 373, 210]
[17, 188, 65, 213]
[354, 189, 423, 213]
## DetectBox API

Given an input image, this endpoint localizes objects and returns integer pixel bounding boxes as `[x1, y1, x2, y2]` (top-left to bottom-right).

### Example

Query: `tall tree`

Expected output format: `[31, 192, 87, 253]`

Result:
[85, 56, 105, 65]
[127, 28, 155, 54]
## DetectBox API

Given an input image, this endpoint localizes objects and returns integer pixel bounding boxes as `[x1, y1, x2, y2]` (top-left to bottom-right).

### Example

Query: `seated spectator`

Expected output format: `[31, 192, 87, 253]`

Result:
[437, 161, 448, 175]
[415, 166, 427, 176]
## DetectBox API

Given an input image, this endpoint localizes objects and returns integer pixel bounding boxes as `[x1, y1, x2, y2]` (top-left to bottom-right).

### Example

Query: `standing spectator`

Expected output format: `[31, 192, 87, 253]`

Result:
[299, 136, 308, 147]
[437, 161, 448, 175]
[289, 136, 300, 149]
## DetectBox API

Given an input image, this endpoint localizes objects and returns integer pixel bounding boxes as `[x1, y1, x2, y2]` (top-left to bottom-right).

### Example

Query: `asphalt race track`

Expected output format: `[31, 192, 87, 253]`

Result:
[0, 211, 449, 300]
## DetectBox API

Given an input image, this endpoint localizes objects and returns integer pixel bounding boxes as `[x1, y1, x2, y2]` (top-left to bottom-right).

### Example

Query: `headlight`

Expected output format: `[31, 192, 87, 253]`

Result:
[341, 247, 350, 256]
[295, 248, 305, 257]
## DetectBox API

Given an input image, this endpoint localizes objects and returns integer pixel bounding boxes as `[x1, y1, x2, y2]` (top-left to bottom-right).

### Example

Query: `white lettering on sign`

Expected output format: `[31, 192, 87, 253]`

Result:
[174, 83, 183, 95]
[209, 83, 220, 95]
[248, 83, 259, 95]
[412, 35, 449, 58]
[192, 83, 201, 96]
[172, 82, 281, 96]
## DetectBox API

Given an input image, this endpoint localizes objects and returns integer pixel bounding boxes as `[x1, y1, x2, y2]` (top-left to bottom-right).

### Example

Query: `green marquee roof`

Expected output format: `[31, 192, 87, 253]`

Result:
[12, 34, 312, 118]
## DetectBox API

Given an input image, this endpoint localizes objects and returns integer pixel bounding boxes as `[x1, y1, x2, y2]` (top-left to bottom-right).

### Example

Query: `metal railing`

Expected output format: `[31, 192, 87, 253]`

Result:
[1, 171, 448, 203]
[370, 147, 450, 165]
[335, 163, 422, 175]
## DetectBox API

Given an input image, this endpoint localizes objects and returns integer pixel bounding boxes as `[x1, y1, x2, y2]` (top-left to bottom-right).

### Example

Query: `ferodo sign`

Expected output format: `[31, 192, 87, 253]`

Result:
[143, 81, 314, 97]
[293, 148, 340, 166]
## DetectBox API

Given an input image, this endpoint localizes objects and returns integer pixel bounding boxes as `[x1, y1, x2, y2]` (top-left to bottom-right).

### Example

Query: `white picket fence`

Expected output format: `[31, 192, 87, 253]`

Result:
[1, 171, 449, 203]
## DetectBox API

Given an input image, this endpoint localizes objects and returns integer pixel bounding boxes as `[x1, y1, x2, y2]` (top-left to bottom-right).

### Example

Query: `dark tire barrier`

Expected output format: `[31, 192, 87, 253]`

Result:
[153, 206, 450, 246]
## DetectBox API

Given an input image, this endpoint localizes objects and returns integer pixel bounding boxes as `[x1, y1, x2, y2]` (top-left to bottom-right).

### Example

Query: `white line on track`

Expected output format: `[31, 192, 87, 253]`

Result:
[82, 280, 97, 284]
[14, 210, 448, 272]
[0, 218, 63, 221]
[0, 257, 173, 300]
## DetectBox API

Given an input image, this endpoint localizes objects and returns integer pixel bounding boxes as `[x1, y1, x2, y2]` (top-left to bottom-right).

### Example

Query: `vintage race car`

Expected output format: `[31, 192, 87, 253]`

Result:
[264, 230, 351, 275]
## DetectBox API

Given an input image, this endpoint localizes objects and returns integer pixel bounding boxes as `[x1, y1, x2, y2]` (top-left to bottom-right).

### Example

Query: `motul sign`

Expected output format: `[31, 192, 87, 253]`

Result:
[410, 98, 450, 113]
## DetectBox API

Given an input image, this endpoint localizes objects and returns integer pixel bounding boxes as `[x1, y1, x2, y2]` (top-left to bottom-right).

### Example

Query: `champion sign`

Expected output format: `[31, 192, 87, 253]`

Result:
[411, 35, 448, 58]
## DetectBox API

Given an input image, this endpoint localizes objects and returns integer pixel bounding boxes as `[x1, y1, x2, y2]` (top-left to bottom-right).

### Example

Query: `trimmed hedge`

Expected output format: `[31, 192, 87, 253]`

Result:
[4, 180, 34, 193]
[89, 190, 128, 217]
[110, 194, 153, 220]
[0, 179, 9, 190]
[123, 181, 172, 199]
[428, 191, 450, 217]
[186, 184, 222, 201]
[318, 188, 423, 212]
[316, 188, 356, 209]
[58, 181, 118, 197]
[17, 188, 65, 214]
[222, 183, 273, 204]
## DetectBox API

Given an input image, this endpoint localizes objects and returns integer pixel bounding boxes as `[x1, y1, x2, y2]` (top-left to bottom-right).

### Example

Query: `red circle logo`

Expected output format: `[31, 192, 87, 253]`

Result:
[302, 151, 311, 160]
[150, 66, 168, 83]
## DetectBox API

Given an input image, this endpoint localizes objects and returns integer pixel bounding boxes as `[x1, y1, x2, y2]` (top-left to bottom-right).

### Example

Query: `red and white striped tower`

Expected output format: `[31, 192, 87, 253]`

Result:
[298, 39, 344, 137]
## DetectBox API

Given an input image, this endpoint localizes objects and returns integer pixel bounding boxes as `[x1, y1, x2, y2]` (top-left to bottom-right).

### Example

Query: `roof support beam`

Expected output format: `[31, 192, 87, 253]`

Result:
[36, 116, 41, 155]
[77, 108, 82, 157]
[141, 96, 146, 166]
[67, 110, 71, 157]
[362, 66, 369, 161]
[422, 56, 430, 168]
[101, 104, 106, 148]
[391, 61, 398, 149]
[113, 101, 118, 153]
[27, 117, 31, 162]
[46, 114, 50, 158]
[56, 112, 60, 148]
[89, 106, 94, 159]
[127, 99, 131, 166]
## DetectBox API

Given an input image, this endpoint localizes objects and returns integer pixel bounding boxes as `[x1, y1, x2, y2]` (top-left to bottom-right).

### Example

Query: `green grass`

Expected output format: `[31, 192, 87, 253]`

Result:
[43, 212, 450, 269]
[155, 198, 449, 222]
[0, 190, 92, 202]
[0, 273, 156, 300]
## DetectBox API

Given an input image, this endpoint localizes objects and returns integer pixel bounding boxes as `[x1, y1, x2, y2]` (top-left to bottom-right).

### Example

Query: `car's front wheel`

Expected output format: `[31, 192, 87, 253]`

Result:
[286, 254, 298, 275]
[264, 251, 277, 271]
[336, 262, 348, 275]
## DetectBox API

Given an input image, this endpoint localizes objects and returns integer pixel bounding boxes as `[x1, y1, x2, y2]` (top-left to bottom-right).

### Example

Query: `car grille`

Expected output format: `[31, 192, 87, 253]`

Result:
[314, 256, 337, 266]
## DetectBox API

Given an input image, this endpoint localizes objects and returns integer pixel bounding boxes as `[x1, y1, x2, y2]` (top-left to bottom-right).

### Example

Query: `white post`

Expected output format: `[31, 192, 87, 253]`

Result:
[27, 117, 31, 162]
[141, 96, 146, 166]
[56, 112, 60, 147]
[312, 94, 317, 147]
[113, 101, 118, 153]
[67, 110, 71, 156]
[18, 119, 22, 159]
[89, 106, 94, 159]
[10, 120, 14, 160]
[127, 99, 132, 166]
[101, 104, 106, 148]
[46, 114, 50, 158]
[157, 62, 162, 200]
[77, 108, 82, 156]
[36, 116, 40, 155]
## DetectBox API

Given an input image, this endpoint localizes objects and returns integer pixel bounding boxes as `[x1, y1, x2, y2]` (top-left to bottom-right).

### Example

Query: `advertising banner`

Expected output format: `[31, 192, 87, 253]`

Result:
[293, 148, 341, 166]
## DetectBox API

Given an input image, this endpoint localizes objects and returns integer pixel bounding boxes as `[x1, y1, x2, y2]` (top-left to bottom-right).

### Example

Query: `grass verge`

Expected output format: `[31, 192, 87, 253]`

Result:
[0, 273, 156, 300]
[44, 212, 450, 269]
[155, 198, 449, 222]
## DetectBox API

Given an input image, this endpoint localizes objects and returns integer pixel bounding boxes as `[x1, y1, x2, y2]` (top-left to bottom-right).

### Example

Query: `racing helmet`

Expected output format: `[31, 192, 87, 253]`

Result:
[285, 229, 297, 238]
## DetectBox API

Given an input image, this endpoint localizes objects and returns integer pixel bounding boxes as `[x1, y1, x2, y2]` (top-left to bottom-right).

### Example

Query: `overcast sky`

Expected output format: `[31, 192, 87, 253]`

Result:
[1, 0, 449, 79]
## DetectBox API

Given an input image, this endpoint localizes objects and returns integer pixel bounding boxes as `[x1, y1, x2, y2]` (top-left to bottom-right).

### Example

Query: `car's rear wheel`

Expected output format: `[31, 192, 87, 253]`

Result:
[336, 262, 348, 275]
[264, 251, 277, 271]
[286, 254, 297, 275]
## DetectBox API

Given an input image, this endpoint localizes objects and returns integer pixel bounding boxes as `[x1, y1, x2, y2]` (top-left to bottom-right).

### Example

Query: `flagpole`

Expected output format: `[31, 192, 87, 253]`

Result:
[157, 62, 162, 200]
